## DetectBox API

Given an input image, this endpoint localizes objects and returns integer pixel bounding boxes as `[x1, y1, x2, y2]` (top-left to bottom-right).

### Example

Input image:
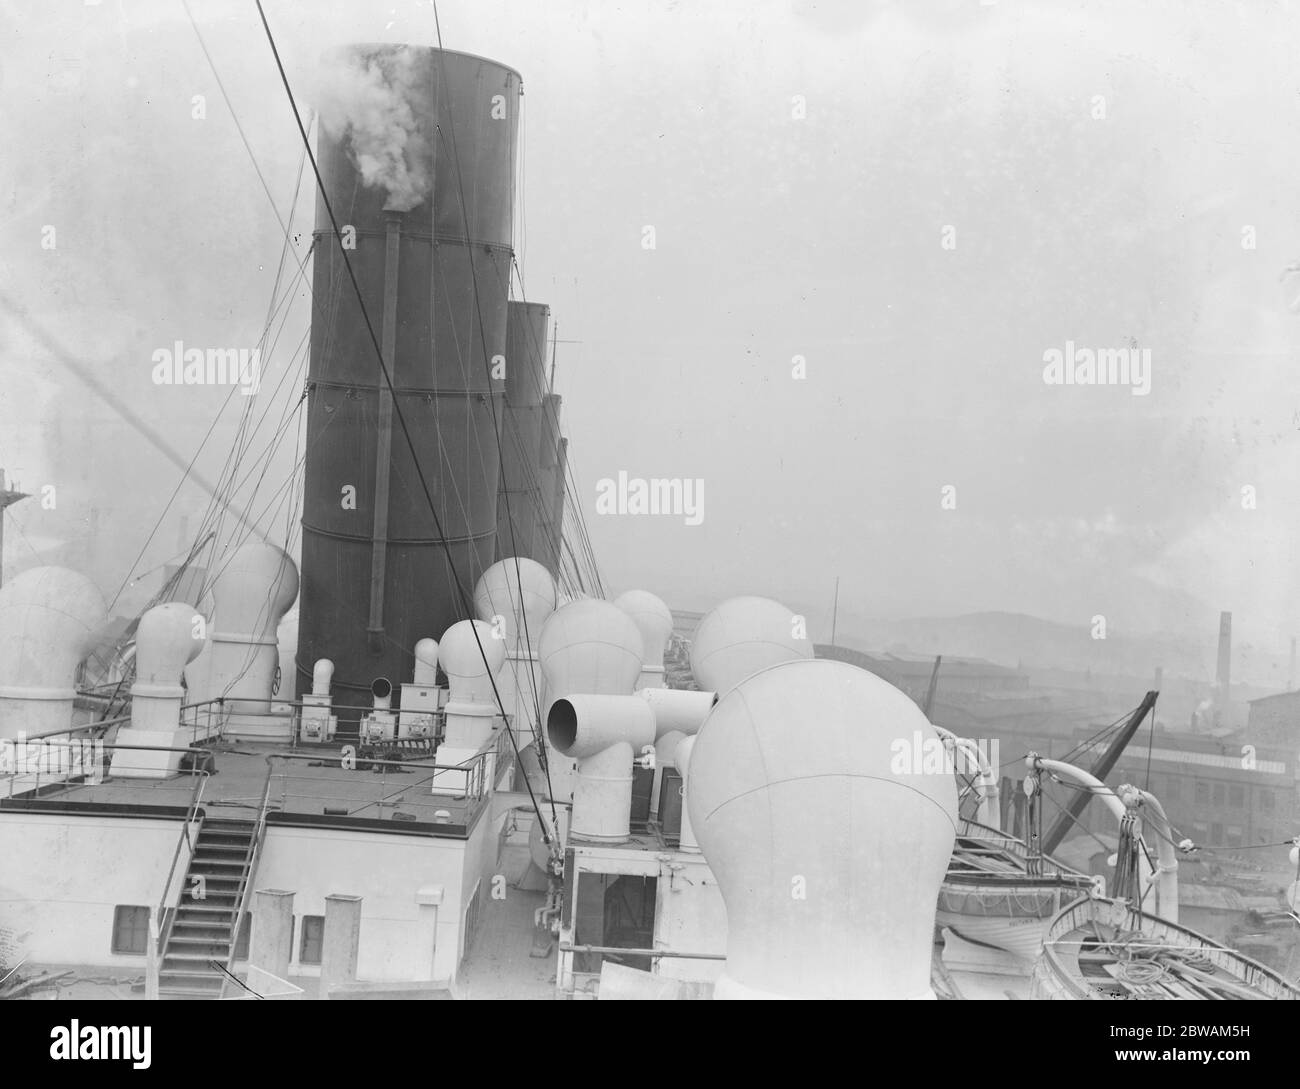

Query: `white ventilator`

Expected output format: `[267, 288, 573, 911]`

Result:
[473, 558, 556, 750]
[432, 619, 506, 794]
[614, 589, 673, 690]
[689, 658, 958, 1000]
[540, 599, 646, 834]
[184, 539, 299, 714]
[689, 595, 814, 697]
[113, 602, 208, 778]
[0, 566, 106, 740]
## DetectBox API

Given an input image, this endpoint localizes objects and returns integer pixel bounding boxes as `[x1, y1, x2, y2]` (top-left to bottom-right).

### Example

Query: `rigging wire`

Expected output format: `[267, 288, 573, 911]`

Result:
[424, 22, 558, 826]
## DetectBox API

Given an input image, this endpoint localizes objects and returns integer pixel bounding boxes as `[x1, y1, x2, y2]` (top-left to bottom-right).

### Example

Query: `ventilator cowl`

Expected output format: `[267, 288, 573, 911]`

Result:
[688, 658, 958, 1000]
[689, 596, 813, 696]
[0, 566, 107, 739]
[614, 589, 673, 689]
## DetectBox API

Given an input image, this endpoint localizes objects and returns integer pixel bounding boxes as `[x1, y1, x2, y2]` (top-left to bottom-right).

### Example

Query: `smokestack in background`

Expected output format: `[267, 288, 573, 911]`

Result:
[1289, 637, 1296, 691]
[1215, 610, 1231, 713]
[296, 45, 520, 718]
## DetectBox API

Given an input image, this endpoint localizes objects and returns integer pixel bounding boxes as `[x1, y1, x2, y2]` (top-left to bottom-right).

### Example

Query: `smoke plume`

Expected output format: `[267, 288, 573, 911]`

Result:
[316, 46, 431, 213]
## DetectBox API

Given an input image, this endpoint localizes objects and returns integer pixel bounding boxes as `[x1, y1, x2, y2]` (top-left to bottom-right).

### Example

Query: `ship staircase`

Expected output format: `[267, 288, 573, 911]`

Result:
[156, 775, 274, 1000]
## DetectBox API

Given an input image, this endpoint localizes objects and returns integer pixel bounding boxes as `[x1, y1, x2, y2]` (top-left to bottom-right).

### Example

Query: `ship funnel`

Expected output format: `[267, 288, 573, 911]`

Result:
[0, 566, 107, 739]
[614, 589, 673, 689]
[539, 600, 644, 830]
[184, 540, 299, 714]
[297, 45, 522, 719]
[371, 677, 393, 711]
[412, 639, 439, 685]
[312, 658, 335, 696]
[690, 596, 813, 696]
[689, 659, 957, 999]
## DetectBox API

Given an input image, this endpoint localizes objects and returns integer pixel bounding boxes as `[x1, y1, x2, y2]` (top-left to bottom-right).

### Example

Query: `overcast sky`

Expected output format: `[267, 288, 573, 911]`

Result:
[2, 0, 1299, 662]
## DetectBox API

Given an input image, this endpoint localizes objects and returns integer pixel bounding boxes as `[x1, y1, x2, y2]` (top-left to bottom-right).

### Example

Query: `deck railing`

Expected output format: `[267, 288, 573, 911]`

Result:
[219, 762, 276, 998]
[179, 695, 447, 747]
[263, 736, 502, 828]
[0, 716, 132, 799]
[3, 722, 505, 830]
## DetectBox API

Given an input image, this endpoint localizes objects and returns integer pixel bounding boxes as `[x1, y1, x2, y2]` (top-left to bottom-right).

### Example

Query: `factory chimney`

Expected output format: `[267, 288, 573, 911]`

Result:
[1215, 611, 1231, 718]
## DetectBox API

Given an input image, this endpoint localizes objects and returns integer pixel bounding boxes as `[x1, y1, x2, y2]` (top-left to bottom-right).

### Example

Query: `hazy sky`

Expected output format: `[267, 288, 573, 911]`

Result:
[2, 0, 1299, 658]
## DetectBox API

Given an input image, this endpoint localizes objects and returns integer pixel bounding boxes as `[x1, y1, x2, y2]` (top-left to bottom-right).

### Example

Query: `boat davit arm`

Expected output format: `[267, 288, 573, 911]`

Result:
[932, 724, 1000, 829]
[1121, 785, 1180, 925]
[1027, 755, 1178, 923]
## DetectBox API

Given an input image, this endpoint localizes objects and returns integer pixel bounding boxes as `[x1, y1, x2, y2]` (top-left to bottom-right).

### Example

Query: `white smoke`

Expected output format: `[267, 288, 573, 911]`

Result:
[315, 46, 431, 213]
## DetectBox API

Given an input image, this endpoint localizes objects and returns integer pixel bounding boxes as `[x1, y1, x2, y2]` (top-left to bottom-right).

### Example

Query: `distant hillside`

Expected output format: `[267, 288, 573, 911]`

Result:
[803, 608, 1288, 691]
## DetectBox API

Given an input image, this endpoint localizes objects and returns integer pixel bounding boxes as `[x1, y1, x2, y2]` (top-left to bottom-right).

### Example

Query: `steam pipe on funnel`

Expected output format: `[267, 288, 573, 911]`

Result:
[367, 211, 403, 643]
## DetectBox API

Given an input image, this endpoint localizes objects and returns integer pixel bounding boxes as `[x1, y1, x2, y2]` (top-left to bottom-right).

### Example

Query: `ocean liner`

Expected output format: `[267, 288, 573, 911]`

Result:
[1, 27, 1297, 1004]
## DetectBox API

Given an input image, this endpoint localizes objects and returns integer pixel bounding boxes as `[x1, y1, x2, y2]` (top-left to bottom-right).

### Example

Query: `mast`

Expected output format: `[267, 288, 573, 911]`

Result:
[1041, 689, 1159, 855]
[923, 654, 942, 719]
[549, 320, 558, 392]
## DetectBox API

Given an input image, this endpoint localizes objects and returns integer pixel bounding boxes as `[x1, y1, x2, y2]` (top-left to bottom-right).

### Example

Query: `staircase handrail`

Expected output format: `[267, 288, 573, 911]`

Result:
[218, 759, 276, 997]
[154, 761, 212, 956]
